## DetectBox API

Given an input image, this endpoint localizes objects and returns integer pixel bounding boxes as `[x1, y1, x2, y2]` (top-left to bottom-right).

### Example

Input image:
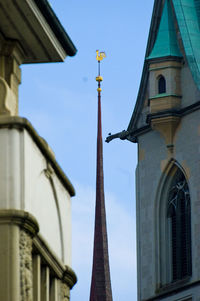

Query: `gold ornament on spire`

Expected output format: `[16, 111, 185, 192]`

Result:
[96, 50, 106, 88]
[96, 50, 106, 61]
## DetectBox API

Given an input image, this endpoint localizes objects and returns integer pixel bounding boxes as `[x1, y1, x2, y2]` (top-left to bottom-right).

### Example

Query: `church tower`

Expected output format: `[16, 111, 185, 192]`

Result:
[107, 0, 200, 300]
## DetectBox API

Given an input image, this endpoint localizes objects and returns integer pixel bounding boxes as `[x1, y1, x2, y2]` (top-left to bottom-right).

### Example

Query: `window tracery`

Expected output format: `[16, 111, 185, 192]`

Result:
[167, 169, 192, 282]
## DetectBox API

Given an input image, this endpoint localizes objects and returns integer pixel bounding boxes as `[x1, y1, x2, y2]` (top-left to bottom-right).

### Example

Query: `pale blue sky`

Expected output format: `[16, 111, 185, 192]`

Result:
[20, 1, 154, 300]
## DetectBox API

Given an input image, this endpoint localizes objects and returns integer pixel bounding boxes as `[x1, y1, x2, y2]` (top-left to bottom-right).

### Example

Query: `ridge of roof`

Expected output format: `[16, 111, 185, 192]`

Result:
[147, 0, 182, 60]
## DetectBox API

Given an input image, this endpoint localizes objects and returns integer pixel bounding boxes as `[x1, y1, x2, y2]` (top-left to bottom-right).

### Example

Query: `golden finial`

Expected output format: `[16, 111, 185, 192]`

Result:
[96, 50, 106, 62]
[96, 50, 106, 85]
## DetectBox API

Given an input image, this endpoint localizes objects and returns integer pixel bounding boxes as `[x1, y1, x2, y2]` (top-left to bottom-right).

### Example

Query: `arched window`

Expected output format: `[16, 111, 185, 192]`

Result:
[167, 169, 192, 282]
[158, 75, 166, 94]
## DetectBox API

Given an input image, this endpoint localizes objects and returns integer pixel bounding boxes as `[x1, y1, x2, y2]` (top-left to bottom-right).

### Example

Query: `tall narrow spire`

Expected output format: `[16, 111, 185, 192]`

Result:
[89, 51, 113, 301]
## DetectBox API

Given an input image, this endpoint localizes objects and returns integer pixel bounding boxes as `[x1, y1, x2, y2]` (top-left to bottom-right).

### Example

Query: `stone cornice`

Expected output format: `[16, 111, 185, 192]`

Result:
[63, 266, 78, 289]
[107, 101, 200, 144]
[33, 234, 77, 288]
[0, 116, 75, 196]
[0, 209, 77, 289]
[0, 209, 39, 236]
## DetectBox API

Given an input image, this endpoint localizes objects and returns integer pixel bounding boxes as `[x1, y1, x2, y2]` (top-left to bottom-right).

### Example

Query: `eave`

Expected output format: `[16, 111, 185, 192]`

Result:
[106, 100, 200, 144]
[33, 0, 77, 57]
[0, 0, 77, 63]
[127, 0, 164, 133]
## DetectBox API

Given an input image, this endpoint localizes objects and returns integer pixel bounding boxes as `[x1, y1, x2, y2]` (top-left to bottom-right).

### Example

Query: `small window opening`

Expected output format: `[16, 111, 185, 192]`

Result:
[158, 76, 166, 94]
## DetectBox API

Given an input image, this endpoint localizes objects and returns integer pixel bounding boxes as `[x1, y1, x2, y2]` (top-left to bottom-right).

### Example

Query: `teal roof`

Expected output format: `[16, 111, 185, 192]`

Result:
[147, 0, 182, 60]
[173, 0, 200, 89]
[128, 0, 200, 132]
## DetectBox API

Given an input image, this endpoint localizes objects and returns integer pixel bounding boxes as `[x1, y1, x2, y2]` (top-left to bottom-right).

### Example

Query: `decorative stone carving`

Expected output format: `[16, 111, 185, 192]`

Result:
[0, 77, 16, 115]
[0, 39, 23, 116]
[151, 115, 181, 154]
[20, 230, 33, 301]
[61, 283, 70, 301]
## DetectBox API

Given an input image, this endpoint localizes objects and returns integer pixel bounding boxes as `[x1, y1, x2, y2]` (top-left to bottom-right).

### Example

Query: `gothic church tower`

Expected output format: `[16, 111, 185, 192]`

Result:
[107, 0, 200, 300]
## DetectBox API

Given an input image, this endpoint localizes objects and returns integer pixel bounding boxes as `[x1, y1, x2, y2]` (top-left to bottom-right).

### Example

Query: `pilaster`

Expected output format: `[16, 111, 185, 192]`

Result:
[0, 209, 77, 301]
[0, 37, 24, 116]
[0, 210, 38, 301]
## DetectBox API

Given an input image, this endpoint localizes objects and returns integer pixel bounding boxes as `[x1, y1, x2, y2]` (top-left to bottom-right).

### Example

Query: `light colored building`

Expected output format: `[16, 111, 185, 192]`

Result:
[107, 0, 200, 300]
[0, 1, 77, 300]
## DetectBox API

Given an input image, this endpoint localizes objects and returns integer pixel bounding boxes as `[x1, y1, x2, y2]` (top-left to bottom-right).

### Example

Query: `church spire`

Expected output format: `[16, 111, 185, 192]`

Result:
[89, 51, 113, 301]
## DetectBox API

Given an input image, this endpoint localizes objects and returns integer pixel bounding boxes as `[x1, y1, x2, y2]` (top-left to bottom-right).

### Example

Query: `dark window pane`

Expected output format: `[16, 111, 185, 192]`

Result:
[167, 169, 192, 281]
[158, 76, 166, 93]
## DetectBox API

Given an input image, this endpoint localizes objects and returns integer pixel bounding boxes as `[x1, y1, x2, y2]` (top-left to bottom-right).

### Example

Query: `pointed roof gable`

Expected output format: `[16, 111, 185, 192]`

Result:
[127, 0, 200, 134]
[147, 0, 182, 59]
[106, 0, 200, 144]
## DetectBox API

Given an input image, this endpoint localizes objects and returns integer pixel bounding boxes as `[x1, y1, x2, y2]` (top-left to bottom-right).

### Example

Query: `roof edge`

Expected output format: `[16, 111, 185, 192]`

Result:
[127, 0, 163, 132]
[33, 0, 77, 57]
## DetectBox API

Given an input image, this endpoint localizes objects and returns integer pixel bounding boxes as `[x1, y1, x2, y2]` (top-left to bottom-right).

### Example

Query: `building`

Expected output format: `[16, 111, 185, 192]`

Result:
[0, 1, 77, 301]
[107, 0, 200, 300]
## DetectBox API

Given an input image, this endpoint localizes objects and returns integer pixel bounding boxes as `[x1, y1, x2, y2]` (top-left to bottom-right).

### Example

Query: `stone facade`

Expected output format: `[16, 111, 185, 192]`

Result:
[0, 209, 76, 301]
[125, 1, 200, 300]
[0, 1, 77, 300]
[134, 59, 200, 301]
[136, 108, 200, 300]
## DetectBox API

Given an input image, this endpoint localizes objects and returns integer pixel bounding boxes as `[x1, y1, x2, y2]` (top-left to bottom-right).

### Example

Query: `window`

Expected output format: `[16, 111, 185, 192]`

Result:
[167, 169, 192, 282]
[158, 75, 166, 94]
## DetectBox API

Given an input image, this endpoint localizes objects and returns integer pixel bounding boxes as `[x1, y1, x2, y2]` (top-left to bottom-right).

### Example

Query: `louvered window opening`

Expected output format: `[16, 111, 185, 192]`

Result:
[158, 76, 166, 94]
[167, 169, 192, 282]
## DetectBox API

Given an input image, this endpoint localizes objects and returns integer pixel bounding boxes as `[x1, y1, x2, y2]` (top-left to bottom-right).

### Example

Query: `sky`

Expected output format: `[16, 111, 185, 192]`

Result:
[19, 1, 154, 300]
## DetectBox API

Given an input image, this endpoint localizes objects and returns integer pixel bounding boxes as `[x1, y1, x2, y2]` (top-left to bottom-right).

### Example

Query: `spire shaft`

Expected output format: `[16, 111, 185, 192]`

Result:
[89, 53, 113, 301]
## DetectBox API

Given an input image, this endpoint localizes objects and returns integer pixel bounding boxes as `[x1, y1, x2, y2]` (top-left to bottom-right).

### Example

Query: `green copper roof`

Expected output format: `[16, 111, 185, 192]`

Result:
[127, 0, 200, 133]
[173, 0, 200, 89]
[147, 0, 182, 60]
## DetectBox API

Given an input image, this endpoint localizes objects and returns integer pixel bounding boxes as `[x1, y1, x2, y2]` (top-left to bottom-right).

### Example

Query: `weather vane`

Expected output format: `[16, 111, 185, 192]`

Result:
[96, 50, 106, 92]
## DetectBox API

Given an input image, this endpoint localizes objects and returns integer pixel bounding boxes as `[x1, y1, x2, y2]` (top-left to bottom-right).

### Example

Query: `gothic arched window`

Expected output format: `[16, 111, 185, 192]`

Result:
[167, 169, 192, 282]
[158, 75, 166, 94]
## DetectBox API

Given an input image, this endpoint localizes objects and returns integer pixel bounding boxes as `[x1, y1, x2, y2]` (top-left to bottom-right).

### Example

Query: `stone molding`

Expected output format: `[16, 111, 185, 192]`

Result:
[0, 116, 75, 196]
[149, 59, 182, 71]
[33, 234, 77, 289]
[0, 209, 39, 236]
[63, 266, 77, 289]
[0, 209, 77, 291]
[150, 95, 181, 113]
[0, 38, 25, 65]
[151, 115, 181, 147]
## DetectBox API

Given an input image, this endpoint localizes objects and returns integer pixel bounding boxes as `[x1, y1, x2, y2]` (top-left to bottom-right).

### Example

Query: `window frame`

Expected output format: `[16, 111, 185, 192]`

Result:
[158, 75, 166, 94]
[156, 163, 192, 289]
